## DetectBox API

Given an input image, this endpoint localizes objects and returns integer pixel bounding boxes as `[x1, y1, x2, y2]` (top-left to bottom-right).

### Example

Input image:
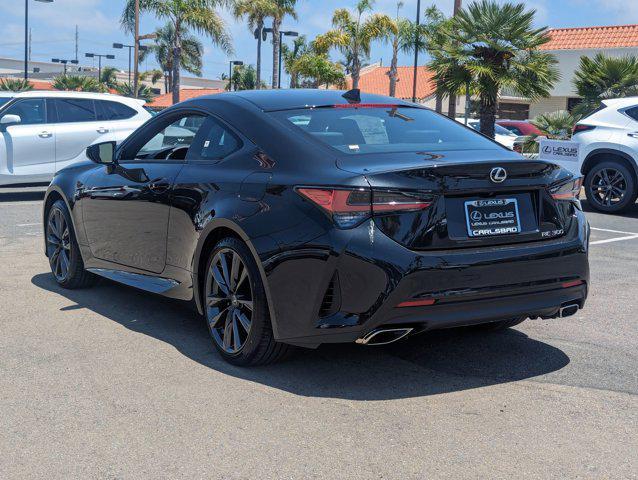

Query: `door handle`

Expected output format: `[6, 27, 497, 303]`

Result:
[38, 131, 52, 138]
[628, 132, 638, 139]
[97, 127, 109, 134]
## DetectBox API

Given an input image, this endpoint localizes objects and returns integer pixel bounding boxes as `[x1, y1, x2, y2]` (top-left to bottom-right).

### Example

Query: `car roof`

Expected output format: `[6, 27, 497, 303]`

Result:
[193, 89, 416, 112]
[6, 90, 146, 106]
[602, 96, 638, 108]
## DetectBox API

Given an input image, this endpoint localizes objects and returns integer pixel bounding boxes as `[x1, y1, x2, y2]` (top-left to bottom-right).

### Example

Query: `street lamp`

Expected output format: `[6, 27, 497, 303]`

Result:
[24, 0, 54, 81]
[263, 28, 298, 89]
[85, 53, 115, 82]
[113, 42, 148, 84]
[52, 58, 79, 75]
[228, 60, 244, 91]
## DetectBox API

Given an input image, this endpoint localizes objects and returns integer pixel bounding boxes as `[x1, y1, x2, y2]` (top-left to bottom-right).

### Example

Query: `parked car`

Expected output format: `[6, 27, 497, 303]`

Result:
[0, 91, 151, 186]
[43, 89, 589, 366]
[497, 119, 543, 137]
[456, 118, 518, 149]
[571, 97, 638, 213]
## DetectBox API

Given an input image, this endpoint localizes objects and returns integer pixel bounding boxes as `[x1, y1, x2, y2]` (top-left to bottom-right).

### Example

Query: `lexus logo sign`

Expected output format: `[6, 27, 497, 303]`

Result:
[490, 167, 507, 183]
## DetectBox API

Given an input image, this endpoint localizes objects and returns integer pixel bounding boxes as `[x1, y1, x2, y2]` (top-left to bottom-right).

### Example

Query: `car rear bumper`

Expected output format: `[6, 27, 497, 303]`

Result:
[264, 210, 590, 346]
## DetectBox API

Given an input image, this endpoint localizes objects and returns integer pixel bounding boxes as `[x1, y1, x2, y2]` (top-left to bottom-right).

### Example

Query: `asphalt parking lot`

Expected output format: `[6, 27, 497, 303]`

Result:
[0, 185, 636, 479]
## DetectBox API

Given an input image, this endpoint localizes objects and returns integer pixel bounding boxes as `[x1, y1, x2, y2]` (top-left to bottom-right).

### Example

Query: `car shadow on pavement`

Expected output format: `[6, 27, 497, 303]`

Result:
[581, 199, 638, 218]
[32, 272, 570, 401]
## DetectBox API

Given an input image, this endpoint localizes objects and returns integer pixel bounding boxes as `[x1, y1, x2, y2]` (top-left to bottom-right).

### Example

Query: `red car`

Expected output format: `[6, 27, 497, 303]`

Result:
[497, 120, 542, 136]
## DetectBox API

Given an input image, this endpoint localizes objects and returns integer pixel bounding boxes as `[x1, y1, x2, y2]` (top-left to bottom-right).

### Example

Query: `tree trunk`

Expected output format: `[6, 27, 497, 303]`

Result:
[171, 23, 181, 105]
[388, 40, 398, 97]
[271, 18, 281, 89]
[352, 53, 360, 90]
[448, 93, 457, 118]
[435, 91, 443, 114]
[479, 93, 497, 139]
[256, 19, 263, 90]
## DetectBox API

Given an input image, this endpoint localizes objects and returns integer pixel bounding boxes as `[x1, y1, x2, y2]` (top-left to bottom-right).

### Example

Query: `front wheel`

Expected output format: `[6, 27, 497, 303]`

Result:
[204, 237, 293, 366]
[585, 161, 637, 213]
[45, 200, 96, 289]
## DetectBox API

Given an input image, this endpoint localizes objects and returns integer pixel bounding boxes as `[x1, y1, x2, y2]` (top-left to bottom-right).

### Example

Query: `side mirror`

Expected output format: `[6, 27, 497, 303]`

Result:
[0, 114, 21, 129]
[87, 141, 117, 165]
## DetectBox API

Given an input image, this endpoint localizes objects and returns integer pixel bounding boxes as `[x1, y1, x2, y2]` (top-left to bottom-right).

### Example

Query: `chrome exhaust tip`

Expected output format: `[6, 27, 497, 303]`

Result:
[356, 327, 414, 346]
[559, 304, 580, 318]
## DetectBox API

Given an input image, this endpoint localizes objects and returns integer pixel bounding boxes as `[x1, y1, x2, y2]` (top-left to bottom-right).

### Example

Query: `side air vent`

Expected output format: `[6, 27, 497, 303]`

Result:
[318, 272, 341, 318]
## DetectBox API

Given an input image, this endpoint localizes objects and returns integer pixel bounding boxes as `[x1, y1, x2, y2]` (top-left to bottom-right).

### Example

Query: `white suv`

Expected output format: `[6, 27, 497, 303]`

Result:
[0, 91, 151, 186]
[572, 97, 638, 213]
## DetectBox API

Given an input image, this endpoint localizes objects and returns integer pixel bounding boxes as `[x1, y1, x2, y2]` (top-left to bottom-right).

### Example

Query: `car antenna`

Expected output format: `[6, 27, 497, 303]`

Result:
[342, 88, 361, 104]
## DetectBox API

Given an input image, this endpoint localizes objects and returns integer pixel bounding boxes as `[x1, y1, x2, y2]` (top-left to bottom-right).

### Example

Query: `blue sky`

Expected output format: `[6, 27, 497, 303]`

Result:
[1, 0, 638, 84]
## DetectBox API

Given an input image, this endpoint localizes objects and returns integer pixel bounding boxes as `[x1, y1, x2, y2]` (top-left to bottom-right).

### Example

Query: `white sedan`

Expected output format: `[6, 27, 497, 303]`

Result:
[0, 90, 151, 186]
[455, 118, 518, 149]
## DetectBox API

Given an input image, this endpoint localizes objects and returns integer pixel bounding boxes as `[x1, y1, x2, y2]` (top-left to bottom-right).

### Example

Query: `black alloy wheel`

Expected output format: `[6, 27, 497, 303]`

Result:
[204, 238, 293, 365]
[47, 207, 71, 282]
[585, 161, 637, 213]
[45, 200, 96, 289]
[206, 247, 254, 354]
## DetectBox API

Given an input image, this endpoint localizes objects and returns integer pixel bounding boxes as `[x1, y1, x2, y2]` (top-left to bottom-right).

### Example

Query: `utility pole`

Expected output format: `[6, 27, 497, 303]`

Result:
[75, 25, 79, 62]
[133, 0, 140, 98]
[28, 29, 32, 61]
[447, 0, 462, 118]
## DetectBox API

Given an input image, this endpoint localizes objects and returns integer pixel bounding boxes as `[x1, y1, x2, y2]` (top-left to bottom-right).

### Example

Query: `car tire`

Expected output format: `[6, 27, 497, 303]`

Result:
[474, 317, 526, 332]
[585, 160, 638, 213]
[45, 200, 97, 289]
[204, 237, 294, 366]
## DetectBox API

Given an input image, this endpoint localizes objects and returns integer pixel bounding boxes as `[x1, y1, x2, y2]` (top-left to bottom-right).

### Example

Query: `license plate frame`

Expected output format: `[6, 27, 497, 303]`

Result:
[464, 198, 521, 237]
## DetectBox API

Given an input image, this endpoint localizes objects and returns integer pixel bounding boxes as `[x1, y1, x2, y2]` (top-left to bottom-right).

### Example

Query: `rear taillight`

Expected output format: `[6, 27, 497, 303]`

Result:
[572, 124, 596, 135]
[549, 177, 583, 201]
[297, 187, 434, 228]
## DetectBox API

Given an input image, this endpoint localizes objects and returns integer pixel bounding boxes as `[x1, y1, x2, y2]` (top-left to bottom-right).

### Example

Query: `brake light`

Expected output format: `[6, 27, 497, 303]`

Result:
[549, 177, 583, 201]
[396, 298, 436, 308]
[297, 187, 434, 228]
[562, 279, 584, 289]
[332, 103, 400, 109]
[572, 124, 596, 135]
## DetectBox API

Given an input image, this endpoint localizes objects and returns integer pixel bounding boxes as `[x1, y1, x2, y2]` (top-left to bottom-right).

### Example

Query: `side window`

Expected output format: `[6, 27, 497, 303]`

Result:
[53, 98, 97, 123]
[132, 113, 206, 160]
[188, 117, 242, 161]
[625, 106, 638, 122]
[4, 99, 46, 125]
[96, 100, 137, 121]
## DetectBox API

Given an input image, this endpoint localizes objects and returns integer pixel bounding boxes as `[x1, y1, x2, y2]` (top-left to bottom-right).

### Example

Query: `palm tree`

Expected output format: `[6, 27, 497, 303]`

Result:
[421, 6, 449, 112]
[282, 35, 308, 88]
[100, 66, 120, 89]
[234, 0, 277, 90]
[522, 110, 580, 154]
[430, 0, 559, 138]
[0, 78, 33, 92]
[52, 75, 103, 92]
[224, 64, 266, 91]
[269, 0, 298, 89]
[572, 53, 638, 116]
[122, 0, 232, 105]
[141, 22, 205, 94]
[115, 82, 156, 102]
[315, 0, 394, 89]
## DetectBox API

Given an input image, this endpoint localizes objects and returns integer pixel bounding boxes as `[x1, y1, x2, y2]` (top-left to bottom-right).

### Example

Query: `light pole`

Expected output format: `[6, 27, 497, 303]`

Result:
[411, 0, 421, 103]
[85, 53, 115, 83]
[24, 0, 54, 81]
[228, 60, 244, 91]
[263, 28, 298, 89]
[52, 58, 79, 75]
[113, 43, 148, 85]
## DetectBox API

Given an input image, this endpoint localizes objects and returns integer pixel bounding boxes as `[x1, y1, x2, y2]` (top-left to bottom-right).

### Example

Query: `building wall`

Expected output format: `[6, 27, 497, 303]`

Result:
[529, 97, 569, 119]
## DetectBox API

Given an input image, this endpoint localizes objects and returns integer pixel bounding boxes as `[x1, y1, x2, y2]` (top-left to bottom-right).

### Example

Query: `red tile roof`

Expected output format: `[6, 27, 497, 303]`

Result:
[148, 88, 225, 108]
[345, 65, 436, 100]
[541, 24, 638, 51]
[29, 79, 55, 91]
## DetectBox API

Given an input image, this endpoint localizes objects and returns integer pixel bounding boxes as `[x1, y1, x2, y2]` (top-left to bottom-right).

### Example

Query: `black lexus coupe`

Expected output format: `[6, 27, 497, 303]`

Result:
[43, 89, 589, 365]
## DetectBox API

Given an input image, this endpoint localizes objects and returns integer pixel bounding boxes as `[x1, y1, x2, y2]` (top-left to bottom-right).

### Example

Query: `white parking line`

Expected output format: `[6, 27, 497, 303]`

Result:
[0, 201, 42, 207]
[16, 223, 40, 227]
[591, 227, 638, 236]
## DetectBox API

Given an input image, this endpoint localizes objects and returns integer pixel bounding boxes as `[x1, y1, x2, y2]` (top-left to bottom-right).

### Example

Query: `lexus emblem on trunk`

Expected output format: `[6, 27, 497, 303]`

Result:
[490, 167, 507, 183]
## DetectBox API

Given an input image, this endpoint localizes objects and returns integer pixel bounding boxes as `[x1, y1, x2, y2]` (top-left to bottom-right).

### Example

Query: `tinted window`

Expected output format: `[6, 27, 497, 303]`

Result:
[0, 97, 13, 108]
[273, 107, 504, 155]
[625, 106, 638, 122]
[189, 118, 242, 161]
[4, 98, 46, 125]
[134, 114, 205, 159]
[96, 100, 137, 121]
[53, 98, 96, 123]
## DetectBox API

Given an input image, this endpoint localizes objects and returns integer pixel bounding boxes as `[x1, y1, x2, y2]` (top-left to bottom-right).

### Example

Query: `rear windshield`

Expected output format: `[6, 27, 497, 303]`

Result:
[271, 106, 502, 155]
